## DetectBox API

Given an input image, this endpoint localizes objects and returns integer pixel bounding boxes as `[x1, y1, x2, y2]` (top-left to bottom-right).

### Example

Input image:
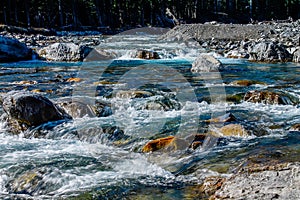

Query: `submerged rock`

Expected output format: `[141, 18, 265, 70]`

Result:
[229, 79, 266, 86]
[248, 41, 292, 62]
[38, 42, 89, 61]
[0, 36, 32, 62]
[209, 124, 249, 137]
[7, 169, 46, 195]
[244, 90, 298, 105]
[1, 91, 71, 133]
[143, 96, 182, 111]
[115, 90, 154, 99]
[191, 54, 223, 73]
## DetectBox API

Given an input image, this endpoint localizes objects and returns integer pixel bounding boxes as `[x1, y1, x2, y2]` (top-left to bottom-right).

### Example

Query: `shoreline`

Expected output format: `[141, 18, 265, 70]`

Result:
[1, 20, 300, 63]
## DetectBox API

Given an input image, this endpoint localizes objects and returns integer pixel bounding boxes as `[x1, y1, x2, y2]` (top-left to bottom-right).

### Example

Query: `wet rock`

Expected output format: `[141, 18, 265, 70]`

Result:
[210, 124, 249, 137]
[56, 98, 112, 118]
[38, 43, 89, 62]
[0, 36, 32, 62]
[289, 124, 300, 131]
[292, 48, 300, 62]
[8, 169, 45, 195]
[133, 50, 160, 59]
[248, 41, 292, 62]
[143, 96, 182, 111]
[142, 136, 189, 153]
[188, 134, 207, 150]
[57, 99, 96, 118]
[1, 91, 71, 133]
[205, 113, 237, 123]
[191, 54, 223, 73]
[244, 90, 298, 105]
[229, 79, 266, 86]
[115, 90, 154, 99]
[213, 162, 300, 200]
[94, 100, 113, 117]
[226, 93, 244, 103]
[66, 77, 83, 82]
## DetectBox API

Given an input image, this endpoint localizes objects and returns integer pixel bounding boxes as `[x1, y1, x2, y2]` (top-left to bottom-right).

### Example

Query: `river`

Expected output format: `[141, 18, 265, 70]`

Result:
[0, 30, 300, 199]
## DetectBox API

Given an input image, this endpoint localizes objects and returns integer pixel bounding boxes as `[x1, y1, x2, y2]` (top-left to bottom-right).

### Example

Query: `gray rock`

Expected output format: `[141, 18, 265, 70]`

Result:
[292, 48, 300, 62]
[1, 91, 71, 133]
[38, 42, 89, 62]
[214, 162, 300, 200]
[248, 41, 292, 62]
[0, 36, 32, 62]
[191, 54, 223, 73]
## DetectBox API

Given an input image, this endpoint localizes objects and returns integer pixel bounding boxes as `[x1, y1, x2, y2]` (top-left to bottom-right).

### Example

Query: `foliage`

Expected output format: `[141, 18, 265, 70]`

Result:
[0, 0, 299, 30]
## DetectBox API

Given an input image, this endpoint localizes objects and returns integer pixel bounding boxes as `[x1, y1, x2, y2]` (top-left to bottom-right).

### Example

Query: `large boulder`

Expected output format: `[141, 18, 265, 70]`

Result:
[0, 36, 32, 62]
[248, 41, 292, 62]
[1, 91, 71, 133]
[38, 43, 89, 62]
[191, 54, 223, 73]
[213, 162, 300, 200]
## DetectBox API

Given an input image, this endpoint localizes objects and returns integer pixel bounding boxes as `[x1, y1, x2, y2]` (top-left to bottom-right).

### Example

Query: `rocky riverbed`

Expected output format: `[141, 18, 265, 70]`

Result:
[1, 22, 300, 199]
[1, 20, 300, 63]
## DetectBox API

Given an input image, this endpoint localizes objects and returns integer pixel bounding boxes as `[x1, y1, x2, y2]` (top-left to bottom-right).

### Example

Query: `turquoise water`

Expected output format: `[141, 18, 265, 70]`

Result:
[0, 34, 300, 199]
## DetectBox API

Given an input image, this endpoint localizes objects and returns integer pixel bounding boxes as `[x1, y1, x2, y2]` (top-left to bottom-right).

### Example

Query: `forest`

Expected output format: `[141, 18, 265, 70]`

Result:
[0, 0, 299, 31]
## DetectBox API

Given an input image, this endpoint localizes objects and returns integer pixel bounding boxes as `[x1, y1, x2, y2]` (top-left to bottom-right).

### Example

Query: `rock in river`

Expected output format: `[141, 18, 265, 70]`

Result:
[1, 91, 71, 133]
[133, 50, 160, 59]
[0, 36, 32, 62]
[38, 42, 89, 61]
[191, 54, 223, 73]
[244, 90, 298, 105]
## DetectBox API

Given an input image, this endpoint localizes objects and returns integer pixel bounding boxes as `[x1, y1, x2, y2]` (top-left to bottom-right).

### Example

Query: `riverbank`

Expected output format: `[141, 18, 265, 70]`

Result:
[1, 20, 300, 63]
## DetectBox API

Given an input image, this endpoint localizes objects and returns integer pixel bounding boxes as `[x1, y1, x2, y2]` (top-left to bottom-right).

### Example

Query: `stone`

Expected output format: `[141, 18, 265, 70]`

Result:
[213, 162, 300, 200]
[205, 113, 237, 123]
[143, 96, 182, 111]
[229, 80, 266, 86]
[191, 54, 223, 73]
[8, 169, 45, 195]
[1, 91, 71, 133]
[142, 136, 189, 153]
[115, 90, 153, 99]
[57, 99, 96, 118]
[292, 48, 300, 62]
[142, 136, 175, 152]
[248, 41, 292, 62]
[0, 36, 32, 62]
[66, 77, 83, 82]
[38, 43, 87, 62]
[134, 50, 160, 59]
[244, 90, 298, 105]
[210, 124, 248, 137]
[289, 124, 300, 131]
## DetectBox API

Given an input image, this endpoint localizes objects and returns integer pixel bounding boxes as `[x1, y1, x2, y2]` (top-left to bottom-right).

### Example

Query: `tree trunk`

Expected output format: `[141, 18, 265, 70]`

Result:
[72, 0, 78, 28]
[94, 0, 103, 26]
[25, 0, 30, 27]
[58, 0, 64, 27]
[14, 0, 18, 25]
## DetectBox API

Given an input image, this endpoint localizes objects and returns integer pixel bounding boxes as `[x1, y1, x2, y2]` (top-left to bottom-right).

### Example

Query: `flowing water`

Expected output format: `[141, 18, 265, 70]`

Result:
[0, 30, 300, 199]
